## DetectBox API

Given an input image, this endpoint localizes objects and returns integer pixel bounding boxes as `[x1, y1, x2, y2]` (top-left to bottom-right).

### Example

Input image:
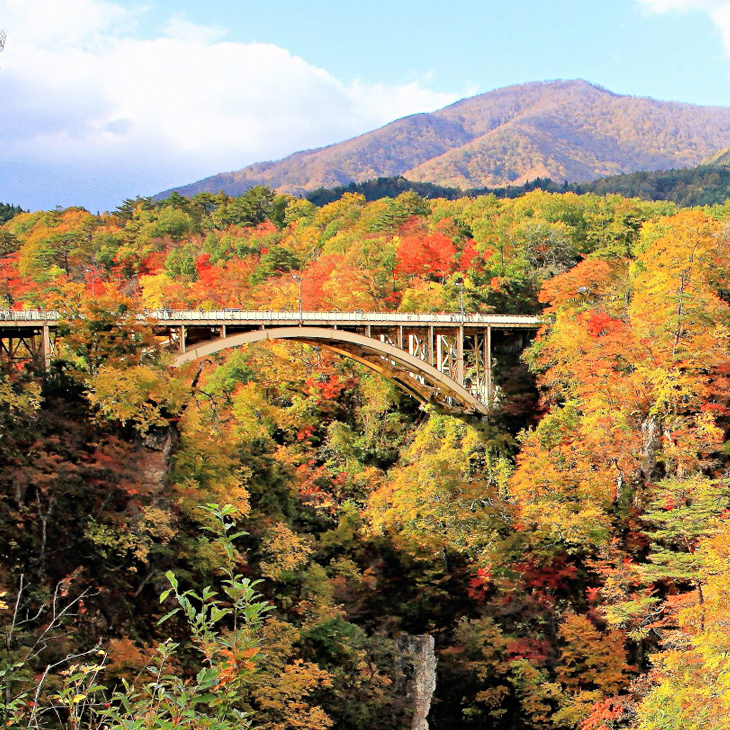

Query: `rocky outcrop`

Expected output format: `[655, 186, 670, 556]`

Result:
[396, 634, 437, 730]
[138, 424, 179, 494]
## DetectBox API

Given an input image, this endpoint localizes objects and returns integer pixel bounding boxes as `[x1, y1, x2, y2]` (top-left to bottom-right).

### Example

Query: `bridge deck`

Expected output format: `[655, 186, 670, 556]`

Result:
[0, 309, 541, 328]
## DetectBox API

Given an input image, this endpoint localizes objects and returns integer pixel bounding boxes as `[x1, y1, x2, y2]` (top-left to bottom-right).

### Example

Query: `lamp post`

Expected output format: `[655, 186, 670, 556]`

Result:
[456, 277, 465, 321]
[292, 274, 303, 323]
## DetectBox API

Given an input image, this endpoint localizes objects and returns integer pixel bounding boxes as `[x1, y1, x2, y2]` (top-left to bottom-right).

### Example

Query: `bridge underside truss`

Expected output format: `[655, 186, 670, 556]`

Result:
[172, 326, 490, 416]
[0, 327, 54, 369]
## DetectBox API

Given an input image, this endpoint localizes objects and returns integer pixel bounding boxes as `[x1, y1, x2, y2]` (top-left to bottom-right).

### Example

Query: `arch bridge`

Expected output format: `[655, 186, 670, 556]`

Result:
[0, 310, 541, 416]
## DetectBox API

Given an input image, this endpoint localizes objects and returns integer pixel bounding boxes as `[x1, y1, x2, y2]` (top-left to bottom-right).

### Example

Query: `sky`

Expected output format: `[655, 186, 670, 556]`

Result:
[2, 0, 730, 212]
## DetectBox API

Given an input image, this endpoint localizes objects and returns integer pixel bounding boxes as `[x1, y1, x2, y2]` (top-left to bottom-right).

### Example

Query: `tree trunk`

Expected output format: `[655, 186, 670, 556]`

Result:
[641, 416, 661, 482]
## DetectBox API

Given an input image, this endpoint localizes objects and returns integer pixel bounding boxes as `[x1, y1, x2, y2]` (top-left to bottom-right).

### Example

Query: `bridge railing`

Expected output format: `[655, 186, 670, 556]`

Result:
[147, 309, 542, 326]
[1, 309, 541, 326]
[0, 309, 60, 321]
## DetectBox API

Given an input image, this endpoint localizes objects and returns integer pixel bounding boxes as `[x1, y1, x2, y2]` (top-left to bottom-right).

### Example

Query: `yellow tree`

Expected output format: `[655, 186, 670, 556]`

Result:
[628, 210, 730, 478]
[553, 614, 632, 728]
[633, 520, 730, 730]
[366, 411, 513, 561]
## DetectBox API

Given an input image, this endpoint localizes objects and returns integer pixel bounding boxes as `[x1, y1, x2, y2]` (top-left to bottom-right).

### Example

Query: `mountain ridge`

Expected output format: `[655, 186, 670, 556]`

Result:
[157, 79, 730, 199]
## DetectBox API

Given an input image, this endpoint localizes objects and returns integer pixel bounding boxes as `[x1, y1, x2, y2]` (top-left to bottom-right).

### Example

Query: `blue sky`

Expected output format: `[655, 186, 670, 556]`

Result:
[157, 0, 727, 104]
[1, 0, 730, 212]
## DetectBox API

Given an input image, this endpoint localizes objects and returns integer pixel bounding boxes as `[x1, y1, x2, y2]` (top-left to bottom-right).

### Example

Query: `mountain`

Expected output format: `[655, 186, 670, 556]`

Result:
[158, 79, 730, 198]
[702, 146, 730, 166]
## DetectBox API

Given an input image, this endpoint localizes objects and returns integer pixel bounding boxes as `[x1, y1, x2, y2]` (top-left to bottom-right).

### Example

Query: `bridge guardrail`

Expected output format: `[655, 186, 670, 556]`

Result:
[1, 309, 541, 326]
[147, 310, 541, 325]
[0, 309, 59, 321]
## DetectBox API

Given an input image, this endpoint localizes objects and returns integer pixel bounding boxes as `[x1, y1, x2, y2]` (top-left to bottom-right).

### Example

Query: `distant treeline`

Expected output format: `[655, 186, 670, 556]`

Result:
[306, 165, 730, 208]
[306, 176, 569, 205]
[8, 163, 730, 224]
[573, 165, 730, 207]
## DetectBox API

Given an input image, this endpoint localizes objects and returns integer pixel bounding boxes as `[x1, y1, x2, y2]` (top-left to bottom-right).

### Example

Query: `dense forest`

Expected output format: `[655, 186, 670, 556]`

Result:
[1, 185, 729, 729]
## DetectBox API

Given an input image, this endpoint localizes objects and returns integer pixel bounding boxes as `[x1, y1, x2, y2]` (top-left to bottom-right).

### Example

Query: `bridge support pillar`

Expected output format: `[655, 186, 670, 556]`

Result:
[40, 325, 51, 370]
[457, 325, 464, 385]
[398, 326, 404, 349]
[179, 325, 186, 354]
[485, 326, 492, 405]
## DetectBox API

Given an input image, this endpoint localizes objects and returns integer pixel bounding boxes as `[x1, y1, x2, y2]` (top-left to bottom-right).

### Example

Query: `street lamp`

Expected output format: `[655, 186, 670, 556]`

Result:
[292, 274, 303, 323]
[455, 276, 465, 321]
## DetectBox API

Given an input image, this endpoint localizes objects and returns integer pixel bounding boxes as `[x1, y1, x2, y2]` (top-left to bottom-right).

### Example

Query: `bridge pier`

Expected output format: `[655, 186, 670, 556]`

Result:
[486, 326, 492, 406]
[457, 325, 464, 385]
[40, 325, 51, 370]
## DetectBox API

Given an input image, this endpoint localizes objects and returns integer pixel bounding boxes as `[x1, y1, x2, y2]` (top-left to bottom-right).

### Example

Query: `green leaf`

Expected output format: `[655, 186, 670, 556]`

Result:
[191, 693, 217, 706]
[157, 608, 180, 625]
[165, 571, 178, 590]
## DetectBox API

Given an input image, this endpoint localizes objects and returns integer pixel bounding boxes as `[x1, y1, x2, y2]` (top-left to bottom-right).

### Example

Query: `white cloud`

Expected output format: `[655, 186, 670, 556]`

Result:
[1, 0, 135, 48]
[708, 4, 730, 50]
[638, 0, 724, 11]
[637, 0, 730, 55]
[0, 0, 457, 211]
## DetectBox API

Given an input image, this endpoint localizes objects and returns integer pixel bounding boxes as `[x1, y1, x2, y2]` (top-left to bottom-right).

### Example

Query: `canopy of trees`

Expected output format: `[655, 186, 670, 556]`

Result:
[2, 185, 730, 729]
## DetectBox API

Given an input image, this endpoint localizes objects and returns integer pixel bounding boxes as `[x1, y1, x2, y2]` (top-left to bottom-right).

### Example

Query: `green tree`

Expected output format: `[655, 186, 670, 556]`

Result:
[641, 475, 730, 599]
[212, 186, 289, 229]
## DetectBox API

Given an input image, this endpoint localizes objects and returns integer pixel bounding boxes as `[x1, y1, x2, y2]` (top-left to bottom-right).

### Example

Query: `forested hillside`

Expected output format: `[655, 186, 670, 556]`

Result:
[1, 186, 729, 729]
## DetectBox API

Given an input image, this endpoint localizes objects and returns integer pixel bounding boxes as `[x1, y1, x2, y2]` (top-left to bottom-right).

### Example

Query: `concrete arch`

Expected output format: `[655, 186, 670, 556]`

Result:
[173, 326, 488, 416]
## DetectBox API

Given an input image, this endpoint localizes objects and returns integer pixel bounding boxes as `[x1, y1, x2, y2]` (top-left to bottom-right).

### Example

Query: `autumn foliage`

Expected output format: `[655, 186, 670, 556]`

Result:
[2, 187, 730, 729]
